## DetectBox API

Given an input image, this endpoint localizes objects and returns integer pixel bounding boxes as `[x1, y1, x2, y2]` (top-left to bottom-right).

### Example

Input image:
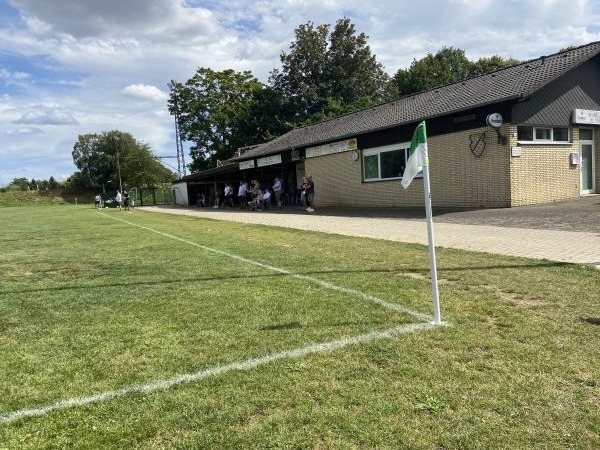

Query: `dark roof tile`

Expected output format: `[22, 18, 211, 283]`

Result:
[233, 41, 600, 161]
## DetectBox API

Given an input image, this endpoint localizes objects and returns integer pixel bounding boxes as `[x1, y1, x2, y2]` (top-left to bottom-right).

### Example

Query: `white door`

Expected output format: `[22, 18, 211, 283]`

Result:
[579, 129, 595, 195]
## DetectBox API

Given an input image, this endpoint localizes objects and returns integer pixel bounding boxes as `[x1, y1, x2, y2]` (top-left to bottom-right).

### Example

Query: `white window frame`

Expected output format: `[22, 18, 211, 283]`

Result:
[363, 142, 421, 182]
[517, 125, 570, 144]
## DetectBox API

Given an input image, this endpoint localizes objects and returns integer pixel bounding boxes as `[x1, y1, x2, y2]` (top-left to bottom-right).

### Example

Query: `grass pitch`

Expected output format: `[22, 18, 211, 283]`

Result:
[0, 205, 598, 449]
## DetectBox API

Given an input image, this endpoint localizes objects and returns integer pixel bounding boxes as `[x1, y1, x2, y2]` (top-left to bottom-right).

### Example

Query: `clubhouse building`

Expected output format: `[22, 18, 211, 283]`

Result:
[173, 41, 600, 209]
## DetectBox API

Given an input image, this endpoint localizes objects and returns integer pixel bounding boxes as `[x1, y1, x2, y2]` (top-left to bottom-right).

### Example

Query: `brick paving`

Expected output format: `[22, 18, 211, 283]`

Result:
[142, 196, 600, 269]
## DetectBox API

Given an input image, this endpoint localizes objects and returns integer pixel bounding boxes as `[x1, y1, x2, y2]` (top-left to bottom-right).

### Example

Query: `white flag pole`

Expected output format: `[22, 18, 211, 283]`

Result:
[420, 145, 442, 325]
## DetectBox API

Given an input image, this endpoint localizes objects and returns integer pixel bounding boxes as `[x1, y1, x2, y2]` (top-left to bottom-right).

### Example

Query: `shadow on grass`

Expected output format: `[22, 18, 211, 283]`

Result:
[580, 317, 600, 326]
[260, 322, 303, 331]
[2, 260, 576, 296]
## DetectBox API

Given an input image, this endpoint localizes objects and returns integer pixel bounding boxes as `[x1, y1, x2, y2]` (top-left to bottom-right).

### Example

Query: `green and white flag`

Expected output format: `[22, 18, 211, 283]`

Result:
[400, 120, 442, 324]
[401, 121, 427, 189]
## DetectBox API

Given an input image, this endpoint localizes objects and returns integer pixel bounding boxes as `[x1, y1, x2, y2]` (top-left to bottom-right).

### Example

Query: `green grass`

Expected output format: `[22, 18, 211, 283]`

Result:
[0, 205, 598, 449]
[0, 190, 71, 207]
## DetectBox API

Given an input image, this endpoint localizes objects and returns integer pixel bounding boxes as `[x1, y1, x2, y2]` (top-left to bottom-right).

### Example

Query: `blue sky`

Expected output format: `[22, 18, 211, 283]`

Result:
[1, 0, 599, 187]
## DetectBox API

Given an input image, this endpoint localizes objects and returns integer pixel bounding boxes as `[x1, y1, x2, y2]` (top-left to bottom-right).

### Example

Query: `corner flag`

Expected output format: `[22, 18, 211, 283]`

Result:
[401, 121, 442, 325]
[401, 121, 427, 189]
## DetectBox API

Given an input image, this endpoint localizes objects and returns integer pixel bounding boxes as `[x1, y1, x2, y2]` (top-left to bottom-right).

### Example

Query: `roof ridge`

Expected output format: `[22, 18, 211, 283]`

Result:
[284, 41, 600, 132]
[231, 41, 600, 162]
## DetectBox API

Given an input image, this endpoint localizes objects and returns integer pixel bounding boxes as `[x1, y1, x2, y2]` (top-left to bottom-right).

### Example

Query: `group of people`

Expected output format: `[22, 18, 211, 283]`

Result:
[243, 179, 274, 211]
[94, 190, 132, 210]
[196, 175, 315, 212]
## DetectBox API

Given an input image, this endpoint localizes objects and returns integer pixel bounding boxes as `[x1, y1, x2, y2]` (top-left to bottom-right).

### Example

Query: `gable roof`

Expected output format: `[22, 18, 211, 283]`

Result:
[233, 41, 600, 161]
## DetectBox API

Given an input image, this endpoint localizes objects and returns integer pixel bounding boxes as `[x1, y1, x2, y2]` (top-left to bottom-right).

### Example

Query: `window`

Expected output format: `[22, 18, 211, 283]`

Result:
[517, 125, 569, 143]
[363, 143, 420, 182]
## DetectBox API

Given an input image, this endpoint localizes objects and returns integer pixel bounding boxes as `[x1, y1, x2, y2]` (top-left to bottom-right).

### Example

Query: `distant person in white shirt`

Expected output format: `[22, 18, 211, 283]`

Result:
[272, 177, 283, 208]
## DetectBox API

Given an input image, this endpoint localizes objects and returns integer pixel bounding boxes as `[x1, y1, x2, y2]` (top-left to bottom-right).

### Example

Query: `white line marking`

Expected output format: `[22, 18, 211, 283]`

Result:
[0, 322, 436, 424]
[102, 212, 433, 321]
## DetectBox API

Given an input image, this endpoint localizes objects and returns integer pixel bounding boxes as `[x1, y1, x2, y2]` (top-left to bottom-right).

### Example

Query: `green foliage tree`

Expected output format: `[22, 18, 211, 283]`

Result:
[71, 130, 174, 191]
[392, 47, 519, 96]
[9, 177, 30, 190]
[48, 176, 59, 190]
[269, 18, 389, 124]
[168, 69, 266, 172]
[470, 55, 521, 77]
[326, 18, 389, 115]
[236, 86, 295, 147]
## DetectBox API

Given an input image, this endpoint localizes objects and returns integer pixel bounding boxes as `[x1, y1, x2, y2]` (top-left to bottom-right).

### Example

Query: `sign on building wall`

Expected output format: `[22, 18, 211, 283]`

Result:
[572, 109, 600, 125]
[257, 154, 282, 167]
[239, 160, 255, 170]
[306, 138, 358, 158]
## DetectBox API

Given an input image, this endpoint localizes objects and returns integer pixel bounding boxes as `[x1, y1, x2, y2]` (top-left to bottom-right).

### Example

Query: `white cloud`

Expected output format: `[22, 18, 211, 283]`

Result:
[5, 125, 43, 134]
[14, 105, 78, 125]
[122, 84, 169, 102]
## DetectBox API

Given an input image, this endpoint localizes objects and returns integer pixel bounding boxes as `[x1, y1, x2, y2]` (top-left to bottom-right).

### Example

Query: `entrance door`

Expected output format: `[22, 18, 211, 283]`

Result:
[579, 129, 595, 195]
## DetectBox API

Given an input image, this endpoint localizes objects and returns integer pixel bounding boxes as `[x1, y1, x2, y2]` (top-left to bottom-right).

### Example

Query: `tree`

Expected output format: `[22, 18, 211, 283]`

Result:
[269, 21, 330, 123]
[392, 47, 472, 95]
[470, 55, 520, 77]
[269, 18, 389, 124]
[391, 47, 519, 96]
[326, 18, 389, 115]
[72, 131, 174, 191]
[168, 69, 265, 172]
[48, 176, 59, 190]
[9, 177, 29, 191]
[72, 133, 112, 188]
[236, 86, 295, 146]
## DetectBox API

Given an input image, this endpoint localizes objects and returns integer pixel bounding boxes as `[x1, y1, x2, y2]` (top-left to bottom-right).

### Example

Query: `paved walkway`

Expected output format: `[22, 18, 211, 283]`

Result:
[142, 199, 600, 269]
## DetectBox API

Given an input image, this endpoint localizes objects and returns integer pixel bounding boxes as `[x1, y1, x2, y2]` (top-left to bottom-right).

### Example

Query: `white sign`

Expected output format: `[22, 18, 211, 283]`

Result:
[572, 109, 600, 125]
[306, 138, 357, 158]
[239, 160, 255, 170]
[511, 146, 522, 157]
[486, 113, 503, 128]
[257, 154, 282, 167]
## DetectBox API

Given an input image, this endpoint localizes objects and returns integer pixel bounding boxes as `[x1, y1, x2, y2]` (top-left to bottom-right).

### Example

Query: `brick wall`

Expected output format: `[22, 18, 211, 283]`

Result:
[508, 125, 582, 206]
[304, 126, 512, 208]
[304, 124, 598, 208]
[596, 129, 600, 192]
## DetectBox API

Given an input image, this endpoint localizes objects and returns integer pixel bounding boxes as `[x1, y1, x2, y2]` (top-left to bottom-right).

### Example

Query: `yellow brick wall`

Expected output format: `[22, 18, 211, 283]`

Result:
[508, 125, 581, 206]
[304, 126, 512, 208]
[596, 129, 600, 192]
[303, 124, 599, 208]
[432, 126, 510, 208]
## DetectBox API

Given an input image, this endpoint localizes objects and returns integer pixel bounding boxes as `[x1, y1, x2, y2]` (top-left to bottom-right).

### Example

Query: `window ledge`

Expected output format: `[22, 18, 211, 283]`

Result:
[516, 141, 572, 145]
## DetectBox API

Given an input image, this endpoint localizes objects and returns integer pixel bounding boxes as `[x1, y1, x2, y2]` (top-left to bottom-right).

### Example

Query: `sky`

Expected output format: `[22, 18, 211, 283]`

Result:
[1, 0, 599, 187]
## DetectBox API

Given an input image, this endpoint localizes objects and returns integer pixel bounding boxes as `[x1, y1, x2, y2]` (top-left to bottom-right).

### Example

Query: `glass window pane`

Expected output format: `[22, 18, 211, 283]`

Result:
[552, 127, 569, 142]
[364, 154, 379, 179]
[380, 149, 405, 179]
[580, 129, 593, 141]
[535, 128, 551, 140]
[517, 126, 533, 140]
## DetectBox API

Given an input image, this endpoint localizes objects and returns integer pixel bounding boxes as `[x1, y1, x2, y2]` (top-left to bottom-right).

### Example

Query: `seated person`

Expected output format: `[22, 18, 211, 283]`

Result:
[262, 189, 272, 208]
[248, 192, 263, 210]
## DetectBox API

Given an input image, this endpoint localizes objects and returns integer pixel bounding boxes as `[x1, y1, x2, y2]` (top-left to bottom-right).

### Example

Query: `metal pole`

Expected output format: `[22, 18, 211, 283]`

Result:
[117, 149, 122, 194]
[421, 149, 442, 325]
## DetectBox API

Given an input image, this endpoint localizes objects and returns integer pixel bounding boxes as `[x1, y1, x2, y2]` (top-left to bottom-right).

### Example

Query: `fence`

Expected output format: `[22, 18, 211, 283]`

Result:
[130, 185, 174, 206]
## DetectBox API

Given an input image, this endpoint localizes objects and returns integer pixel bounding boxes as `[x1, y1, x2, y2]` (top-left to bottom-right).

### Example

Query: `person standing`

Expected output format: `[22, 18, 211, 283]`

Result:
[237, 181, 248, 209]
[115, 190, 122, 210]
[224, 183, 233, 207]
[94, 194, 102, 209]
[272, 177, 283, 208]
[304, 175, 315, 212]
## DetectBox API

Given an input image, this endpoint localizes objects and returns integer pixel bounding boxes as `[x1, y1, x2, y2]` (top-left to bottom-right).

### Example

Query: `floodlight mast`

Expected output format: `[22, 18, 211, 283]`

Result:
[168, 81, 187, 178]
